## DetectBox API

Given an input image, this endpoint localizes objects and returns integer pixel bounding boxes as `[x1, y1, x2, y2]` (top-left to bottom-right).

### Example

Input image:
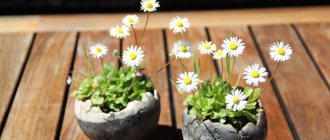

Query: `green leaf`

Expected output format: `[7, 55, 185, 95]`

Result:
[243, 87, 253, 97]
[245, 102, 257, 110]
[242, 111, 257, 123]
[91, 95, 104, 106]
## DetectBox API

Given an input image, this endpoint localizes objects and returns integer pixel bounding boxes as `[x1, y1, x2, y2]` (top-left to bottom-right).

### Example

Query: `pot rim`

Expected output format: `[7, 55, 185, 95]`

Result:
[75, 90, 159, 123]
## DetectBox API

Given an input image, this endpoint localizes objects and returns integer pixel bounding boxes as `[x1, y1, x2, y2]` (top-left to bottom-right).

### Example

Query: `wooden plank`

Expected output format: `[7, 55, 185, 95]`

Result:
[123, 29, 173, 139]
[294, 23, 330, 86]
[165, 28, 216, 130]
[60, 31, 120, 140]
[251, 25, 330, 139]
[0, 33, 33, 127]
[1, 32, 77, 139]
[208, 26, 294, 140]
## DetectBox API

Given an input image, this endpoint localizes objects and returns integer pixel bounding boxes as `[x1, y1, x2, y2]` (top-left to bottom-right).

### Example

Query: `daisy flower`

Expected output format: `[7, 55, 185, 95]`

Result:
[225, 89, 247, 111]
[122, 15, 139, 26]
[269, 41, 292, 62]
[109, 25, 130, 39]
[213, 49, 227, 60]
[222, 36, 245, 57]
[170, 40, 193, 59]
[67, 76, 71, 85]
[176, 72, 199, 93]
[198, 41, 216, 55]
[90, 44, 108, 58]
[169, 16, 190, 34]
[123, 46, 144, 67]
[140, 0, 160, 12]
[243, 63, 268, 87]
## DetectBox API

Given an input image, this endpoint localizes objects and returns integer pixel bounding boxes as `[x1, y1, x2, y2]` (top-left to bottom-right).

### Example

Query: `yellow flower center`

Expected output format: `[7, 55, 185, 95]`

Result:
[176, 21, 184, 27]
[217, 51, 223, 56]
[128, 18, 134, 24]
[95, 47, 101, 53]
[251, 70, 260, 78]
[145, 2, 153, 8]
[277, 48, 285, 55]
[229, 42, 238, 50]
[92, 83, 97, 89]
[129, 52, 137, 60]
[183, 77, 192, 85]
[180, 45, 187, 52]
[117, 29, 124, 34]
[204, 44, 211, 50]
[233, 97, 240, 104]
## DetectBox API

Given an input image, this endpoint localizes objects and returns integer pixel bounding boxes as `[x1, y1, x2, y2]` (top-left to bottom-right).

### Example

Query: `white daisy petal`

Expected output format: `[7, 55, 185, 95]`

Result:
[169, 16, 190, 34]
[269, 41, 293, 62]
[170, 40, 193, 59]
[225, 89, 247, 111]
[198, 41, 216, 55]
[122, 15, 139, 26]
[222, 36, 245, 57]
[176, 72, 199, 93]
[213, 49, 227, 60]
[90, 43, 108, 58]
[243, 63, 268, 87]
[140, 0, 160, 12]
[123, 46, 144, 67]
[110, 25, 130, 39]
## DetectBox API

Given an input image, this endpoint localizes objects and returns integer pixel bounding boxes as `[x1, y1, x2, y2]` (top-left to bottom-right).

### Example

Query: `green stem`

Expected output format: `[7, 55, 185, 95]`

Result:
[100, 57, 105, 74]
[262, 62, 280, 89]
[220, 59, 224, 79]
[131, 24, 138, 46]
[150, 57, 175, 78]
[179, 59, 188, 72]
[230, 57, 236, 81]
[225, 54, 231, 81]
[137, 13, 150, 46]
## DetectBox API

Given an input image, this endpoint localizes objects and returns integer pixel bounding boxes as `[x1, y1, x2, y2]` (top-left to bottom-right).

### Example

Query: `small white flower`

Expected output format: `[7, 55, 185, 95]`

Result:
[123, 46, 144, 67]
[198, 41, 216, 55]
[67, 76, 71, 85]
[222, 36, 245, 57]
[109, 25, 130, 39]
[140, 0, 160, 12]
[243, 63, 268, 87]
[225, 89, 247, 111]
[213, 49, 227, 60]
[122, 15, 139, 26]
[90, 44, 108, 58]
[169, 16, 190, 34]
[177, 72, 199, 93]
[269, 41, 292, 62]
[170, 40, 193, 59]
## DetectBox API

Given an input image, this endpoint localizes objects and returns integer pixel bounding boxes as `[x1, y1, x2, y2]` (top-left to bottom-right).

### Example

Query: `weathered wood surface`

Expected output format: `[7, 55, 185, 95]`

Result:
[0, 33, 33, 126]
[123, 29, 173, 139]
[60, 31, 120, 140]
[294, 23, 330, 87]
[1, 32, 77, 139]
[208, 26, 294, 140]
[251, 24, 330, 139]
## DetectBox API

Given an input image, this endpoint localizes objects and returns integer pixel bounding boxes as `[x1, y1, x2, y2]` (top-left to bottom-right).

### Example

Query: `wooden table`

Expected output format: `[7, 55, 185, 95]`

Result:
[0, 23, 329, 140]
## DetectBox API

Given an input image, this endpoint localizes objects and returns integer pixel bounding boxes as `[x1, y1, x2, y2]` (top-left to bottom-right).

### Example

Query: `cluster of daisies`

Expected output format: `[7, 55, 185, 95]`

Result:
[170, 17, 293, 112]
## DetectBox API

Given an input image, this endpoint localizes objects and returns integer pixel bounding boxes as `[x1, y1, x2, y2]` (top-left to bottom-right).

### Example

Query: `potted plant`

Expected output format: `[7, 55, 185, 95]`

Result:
[167, 17, 293, 140]
[67, 0, 162, 139]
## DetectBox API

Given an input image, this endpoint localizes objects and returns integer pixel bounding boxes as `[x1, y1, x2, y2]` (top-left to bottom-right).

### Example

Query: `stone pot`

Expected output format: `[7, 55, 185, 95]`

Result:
[74, 90, 160, 140]
[182, 106, 267, 140]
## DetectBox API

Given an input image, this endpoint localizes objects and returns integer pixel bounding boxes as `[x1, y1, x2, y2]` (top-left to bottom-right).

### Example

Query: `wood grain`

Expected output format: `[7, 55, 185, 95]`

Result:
[60, 31, 120, 140]
[0, 33, 33, 126]
[208, 26, 294, 140]
[251, 25, 330, 139]
[1, 32, 77, 140]
[123, 29, 173, 139]
[165, 28, 216, 129]
[294, 23, 330, 86]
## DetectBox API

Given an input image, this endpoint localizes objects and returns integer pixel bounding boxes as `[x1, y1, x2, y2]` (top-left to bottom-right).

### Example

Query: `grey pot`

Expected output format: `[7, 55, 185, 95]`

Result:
[182, 106, 267, 140]
[74, 90, 160, 140]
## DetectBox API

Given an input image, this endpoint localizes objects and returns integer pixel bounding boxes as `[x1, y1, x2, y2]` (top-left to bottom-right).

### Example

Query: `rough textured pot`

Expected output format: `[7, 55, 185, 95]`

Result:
[74, 90, 160, 140]
[182, 106, 267, 140]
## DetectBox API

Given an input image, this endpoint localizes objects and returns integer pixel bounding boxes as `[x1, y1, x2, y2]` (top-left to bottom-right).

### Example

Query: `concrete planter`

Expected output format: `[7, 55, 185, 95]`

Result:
[74, 90, 160, 140]
[182, 106, 267, 140]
